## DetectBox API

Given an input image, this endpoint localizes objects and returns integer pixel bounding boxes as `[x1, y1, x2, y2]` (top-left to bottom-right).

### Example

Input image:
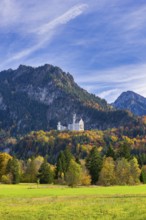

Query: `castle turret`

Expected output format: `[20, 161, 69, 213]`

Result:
[72, 114, 76, 130]
[57, 122, 61, 131]
[79, 119, 84, 131]
[73, 114, 76, 124]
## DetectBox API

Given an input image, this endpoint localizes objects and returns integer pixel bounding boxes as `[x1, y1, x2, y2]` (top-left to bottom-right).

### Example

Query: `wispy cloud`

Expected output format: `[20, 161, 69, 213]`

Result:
[0, 0, 20, 27]
[77, 64, 146, 84]
[76, 63, 146, 102]
[36, 4, 88, 35]
[1, 3, 88, 66]
[1, 0, 146, 104]
[117, 5, 146, 31]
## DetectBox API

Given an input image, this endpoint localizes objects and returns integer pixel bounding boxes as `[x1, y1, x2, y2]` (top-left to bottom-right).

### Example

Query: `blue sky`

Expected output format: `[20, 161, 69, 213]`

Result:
[1, 0, 146, 102]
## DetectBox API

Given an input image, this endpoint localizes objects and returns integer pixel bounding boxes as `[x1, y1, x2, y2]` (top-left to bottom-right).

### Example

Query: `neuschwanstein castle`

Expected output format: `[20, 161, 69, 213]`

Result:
[57, 114, 84, 131]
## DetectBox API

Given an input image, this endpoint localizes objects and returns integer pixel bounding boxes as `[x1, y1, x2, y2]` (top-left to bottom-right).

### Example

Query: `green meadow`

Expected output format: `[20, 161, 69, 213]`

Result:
[0, 184, 146, 220]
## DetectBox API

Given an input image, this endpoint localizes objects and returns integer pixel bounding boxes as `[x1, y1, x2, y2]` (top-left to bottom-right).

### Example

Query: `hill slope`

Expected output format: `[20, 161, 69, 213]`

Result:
[113, 91, 146, 116]
[0, 64, 139, 135]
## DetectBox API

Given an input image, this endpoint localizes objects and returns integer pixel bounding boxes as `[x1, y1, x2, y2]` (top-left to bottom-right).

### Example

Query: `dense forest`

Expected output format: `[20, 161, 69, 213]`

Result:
[1, 119, 146, 163]
[1, 121, 146, 186]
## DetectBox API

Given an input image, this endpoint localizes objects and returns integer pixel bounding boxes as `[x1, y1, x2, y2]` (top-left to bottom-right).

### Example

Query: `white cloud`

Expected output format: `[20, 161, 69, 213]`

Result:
[119, 6, 146, 31]
[0, 0, 20, 27]
[0, 1, 88, 31]
[75, 63, 146, 102]
[1, 0, 146, 105]
[76, 64, 146, 83]
[2, 3, 88, 64]
[36, 4, 88, 35]
[96, 89, 120, 103]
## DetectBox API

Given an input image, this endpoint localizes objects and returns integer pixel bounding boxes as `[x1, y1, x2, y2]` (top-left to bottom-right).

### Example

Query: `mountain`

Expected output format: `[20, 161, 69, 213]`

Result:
[0, 64, 139, 135]
[113, 91, 146, 116]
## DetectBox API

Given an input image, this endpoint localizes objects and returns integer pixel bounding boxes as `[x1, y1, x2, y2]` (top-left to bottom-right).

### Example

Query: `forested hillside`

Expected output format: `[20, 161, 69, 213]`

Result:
[0, 64, 141, 135]
[0, 128, 146, 186]
[4, 125, 145, 165]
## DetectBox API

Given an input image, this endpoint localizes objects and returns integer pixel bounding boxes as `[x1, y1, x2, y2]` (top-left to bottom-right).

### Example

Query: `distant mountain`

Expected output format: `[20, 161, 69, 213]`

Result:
[113, 91, 146, 116]
[0, 64, 139, 135]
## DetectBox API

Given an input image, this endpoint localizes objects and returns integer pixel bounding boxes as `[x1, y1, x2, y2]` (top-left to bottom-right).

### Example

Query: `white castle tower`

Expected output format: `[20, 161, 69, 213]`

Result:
[78, 118, 84, 131]
[57, 114, 84, 131]
[72, 114, 76, 130]
[57, 122, 67, 131]
[57, 122, 61, 131]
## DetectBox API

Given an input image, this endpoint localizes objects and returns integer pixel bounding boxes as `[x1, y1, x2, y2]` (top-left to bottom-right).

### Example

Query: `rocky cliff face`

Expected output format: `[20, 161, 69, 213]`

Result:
[0, 64, 138, 135]
[113, 91, 146, 116]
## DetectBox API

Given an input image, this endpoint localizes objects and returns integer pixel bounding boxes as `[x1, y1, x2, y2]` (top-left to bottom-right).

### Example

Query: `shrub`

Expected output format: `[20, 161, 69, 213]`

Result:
[1, 174, 12, 184]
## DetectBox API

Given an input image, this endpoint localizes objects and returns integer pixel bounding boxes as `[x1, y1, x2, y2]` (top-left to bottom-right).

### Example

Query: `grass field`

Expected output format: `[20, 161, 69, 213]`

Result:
[0, 184, 146, 219]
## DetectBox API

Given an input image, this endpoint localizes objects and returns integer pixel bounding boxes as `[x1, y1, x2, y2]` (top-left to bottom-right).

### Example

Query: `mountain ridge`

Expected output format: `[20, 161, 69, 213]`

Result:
[0, 64, 139, 135]
[113, 91, 146, 116]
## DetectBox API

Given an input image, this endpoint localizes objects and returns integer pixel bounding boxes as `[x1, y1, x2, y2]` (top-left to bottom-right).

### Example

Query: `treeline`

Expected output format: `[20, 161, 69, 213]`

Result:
[2, 127, 146, 162]
[0, 146, 146, 187]
[10, 129, 146, 166]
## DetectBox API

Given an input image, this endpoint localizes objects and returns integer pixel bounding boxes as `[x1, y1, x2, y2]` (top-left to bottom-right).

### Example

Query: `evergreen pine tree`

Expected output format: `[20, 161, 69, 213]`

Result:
[64, 147, 73, 172]
[56, 151, 66, 179]
[117, 142, 131, 160]
[140, 165, 146, 183]
[38, 159, 54, 184]
[86, 147, 103, 184]
[7, 157, 20, 184]
[106, 145, 115, 159]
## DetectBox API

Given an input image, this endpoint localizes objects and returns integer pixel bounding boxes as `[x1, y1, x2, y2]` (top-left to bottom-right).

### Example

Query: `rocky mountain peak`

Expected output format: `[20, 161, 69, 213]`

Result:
[0, 64, 139, 135]
[113, 91, 146, 116]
